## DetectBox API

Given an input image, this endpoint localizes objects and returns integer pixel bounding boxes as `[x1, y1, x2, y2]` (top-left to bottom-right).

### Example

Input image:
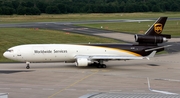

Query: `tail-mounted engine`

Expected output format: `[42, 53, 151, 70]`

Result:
[134, 34, 171, 45]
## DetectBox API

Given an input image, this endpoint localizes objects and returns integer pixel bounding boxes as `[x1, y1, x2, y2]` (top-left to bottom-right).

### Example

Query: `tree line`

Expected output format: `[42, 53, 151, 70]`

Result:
[0, 0, 180, 15]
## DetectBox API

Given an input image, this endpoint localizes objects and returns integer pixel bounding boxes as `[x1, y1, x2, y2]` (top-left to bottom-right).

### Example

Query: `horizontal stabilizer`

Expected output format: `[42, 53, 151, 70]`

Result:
[145, 45, 172, 52]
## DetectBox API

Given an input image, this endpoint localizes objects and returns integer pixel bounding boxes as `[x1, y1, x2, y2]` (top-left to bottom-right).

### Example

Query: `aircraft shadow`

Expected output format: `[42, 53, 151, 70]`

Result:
[0, 70, 34, 74]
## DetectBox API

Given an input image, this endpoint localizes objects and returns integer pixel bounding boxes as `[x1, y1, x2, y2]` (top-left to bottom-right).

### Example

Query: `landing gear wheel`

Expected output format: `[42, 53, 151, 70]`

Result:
[26, 62, 30, 69]
[102, 64, 106, 68]
[96, 64, 106, 68]
[26, 64, 30, 69]
[96, 64, 100, 68]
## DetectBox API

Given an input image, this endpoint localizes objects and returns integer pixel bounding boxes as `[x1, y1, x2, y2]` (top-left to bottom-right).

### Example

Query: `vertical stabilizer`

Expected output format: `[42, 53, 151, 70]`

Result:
[145, 17, 167, 36]
[134, 17, 171, 45]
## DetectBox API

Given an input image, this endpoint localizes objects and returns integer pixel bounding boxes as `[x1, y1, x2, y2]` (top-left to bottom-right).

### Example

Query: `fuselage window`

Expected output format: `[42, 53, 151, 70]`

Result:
[6, 50, 13, 52]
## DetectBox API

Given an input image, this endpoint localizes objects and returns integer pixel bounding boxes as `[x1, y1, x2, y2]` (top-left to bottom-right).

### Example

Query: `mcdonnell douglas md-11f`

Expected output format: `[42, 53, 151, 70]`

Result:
[3, 17, 171, 69]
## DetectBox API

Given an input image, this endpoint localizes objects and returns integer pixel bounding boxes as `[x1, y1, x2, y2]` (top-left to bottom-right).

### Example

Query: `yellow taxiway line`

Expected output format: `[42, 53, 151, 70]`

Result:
[48, 70, 99, 98]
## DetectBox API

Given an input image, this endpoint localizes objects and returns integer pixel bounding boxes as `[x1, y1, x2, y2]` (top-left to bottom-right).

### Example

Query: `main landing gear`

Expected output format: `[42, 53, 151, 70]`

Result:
[96, 64, 107, 68]
[97, 60, 106, 68]
[26, 62, 30, 69]
[90, 60, 107, 68]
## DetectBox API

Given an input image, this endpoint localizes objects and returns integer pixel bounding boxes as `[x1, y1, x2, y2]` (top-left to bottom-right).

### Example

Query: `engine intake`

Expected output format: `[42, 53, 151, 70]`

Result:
[75, 58, 92, 67]
[135, 34, 167, 44]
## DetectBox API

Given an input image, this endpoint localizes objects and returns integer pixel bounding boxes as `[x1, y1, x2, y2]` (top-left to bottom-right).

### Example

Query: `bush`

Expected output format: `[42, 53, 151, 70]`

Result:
[46, 6, 60, 14]
[0, 6, 14, 15]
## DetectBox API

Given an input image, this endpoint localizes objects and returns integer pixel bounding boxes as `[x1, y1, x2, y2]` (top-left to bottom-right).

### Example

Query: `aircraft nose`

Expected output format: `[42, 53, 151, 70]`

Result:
[3, 52, 8, 58]
[3, 51, 12, 59]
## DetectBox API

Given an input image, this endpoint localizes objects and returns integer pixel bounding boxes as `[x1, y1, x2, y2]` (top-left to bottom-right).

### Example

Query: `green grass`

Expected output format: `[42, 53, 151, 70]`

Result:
[1, 13, 180, 36]
[1, 12, 180, 23]
[77, 20, 180, 37]
[0, 28, 120, 62]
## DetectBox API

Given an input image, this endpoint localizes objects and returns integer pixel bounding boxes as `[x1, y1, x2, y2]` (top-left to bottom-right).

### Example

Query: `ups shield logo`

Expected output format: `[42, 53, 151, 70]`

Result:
[154, 23, 163, 34]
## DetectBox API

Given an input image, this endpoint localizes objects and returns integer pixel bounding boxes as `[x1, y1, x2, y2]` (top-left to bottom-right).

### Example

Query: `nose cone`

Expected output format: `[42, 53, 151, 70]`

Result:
[3, 51, 9, 59]
[3, 51, 14, 60]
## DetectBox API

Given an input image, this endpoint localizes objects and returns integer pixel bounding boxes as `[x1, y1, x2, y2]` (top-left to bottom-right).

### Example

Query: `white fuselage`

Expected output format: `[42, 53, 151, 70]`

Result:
[3, 44, 140, 62]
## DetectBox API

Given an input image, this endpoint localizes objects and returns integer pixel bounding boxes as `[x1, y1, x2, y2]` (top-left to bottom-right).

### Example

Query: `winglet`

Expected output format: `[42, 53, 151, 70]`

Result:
[146, 51, 156, 60]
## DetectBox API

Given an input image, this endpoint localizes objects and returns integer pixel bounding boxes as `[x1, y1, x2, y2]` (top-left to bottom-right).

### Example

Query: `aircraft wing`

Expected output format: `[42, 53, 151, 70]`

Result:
[90, 56, 144, 60]
[75, 51, 156, 60]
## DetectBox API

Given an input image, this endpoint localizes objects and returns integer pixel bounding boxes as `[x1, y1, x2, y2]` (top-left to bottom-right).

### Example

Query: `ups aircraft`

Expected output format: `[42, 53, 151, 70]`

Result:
[3, 17, 171, 69]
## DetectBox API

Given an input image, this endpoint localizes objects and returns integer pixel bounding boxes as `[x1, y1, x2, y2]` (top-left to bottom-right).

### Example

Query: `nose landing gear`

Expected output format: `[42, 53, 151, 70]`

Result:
[26, 62, 30, 69]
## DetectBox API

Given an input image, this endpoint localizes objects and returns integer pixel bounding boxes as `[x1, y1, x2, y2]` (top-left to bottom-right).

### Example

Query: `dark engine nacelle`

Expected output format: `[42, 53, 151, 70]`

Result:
[135, 34, 167, 44]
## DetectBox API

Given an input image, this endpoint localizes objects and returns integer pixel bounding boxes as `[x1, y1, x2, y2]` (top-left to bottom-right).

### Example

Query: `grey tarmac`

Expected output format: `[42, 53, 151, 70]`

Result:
[0, 52, 180, 98]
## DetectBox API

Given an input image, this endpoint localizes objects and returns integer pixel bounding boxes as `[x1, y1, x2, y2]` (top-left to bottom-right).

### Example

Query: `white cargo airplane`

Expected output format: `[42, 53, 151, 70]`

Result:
[3, 17, 171, 69]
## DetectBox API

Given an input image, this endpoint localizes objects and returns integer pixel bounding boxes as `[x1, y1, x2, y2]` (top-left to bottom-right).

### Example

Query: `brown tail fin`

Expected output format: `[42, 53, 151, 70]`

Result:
[145, 17, 167, 36]
[135, 17, 171, 45]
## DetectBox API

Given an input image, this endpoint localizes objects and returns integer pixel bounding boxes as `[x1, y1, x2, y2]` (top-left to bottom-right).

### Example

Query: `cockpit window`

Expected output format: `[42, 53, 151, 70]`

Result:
[6, 49, 13, 52]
